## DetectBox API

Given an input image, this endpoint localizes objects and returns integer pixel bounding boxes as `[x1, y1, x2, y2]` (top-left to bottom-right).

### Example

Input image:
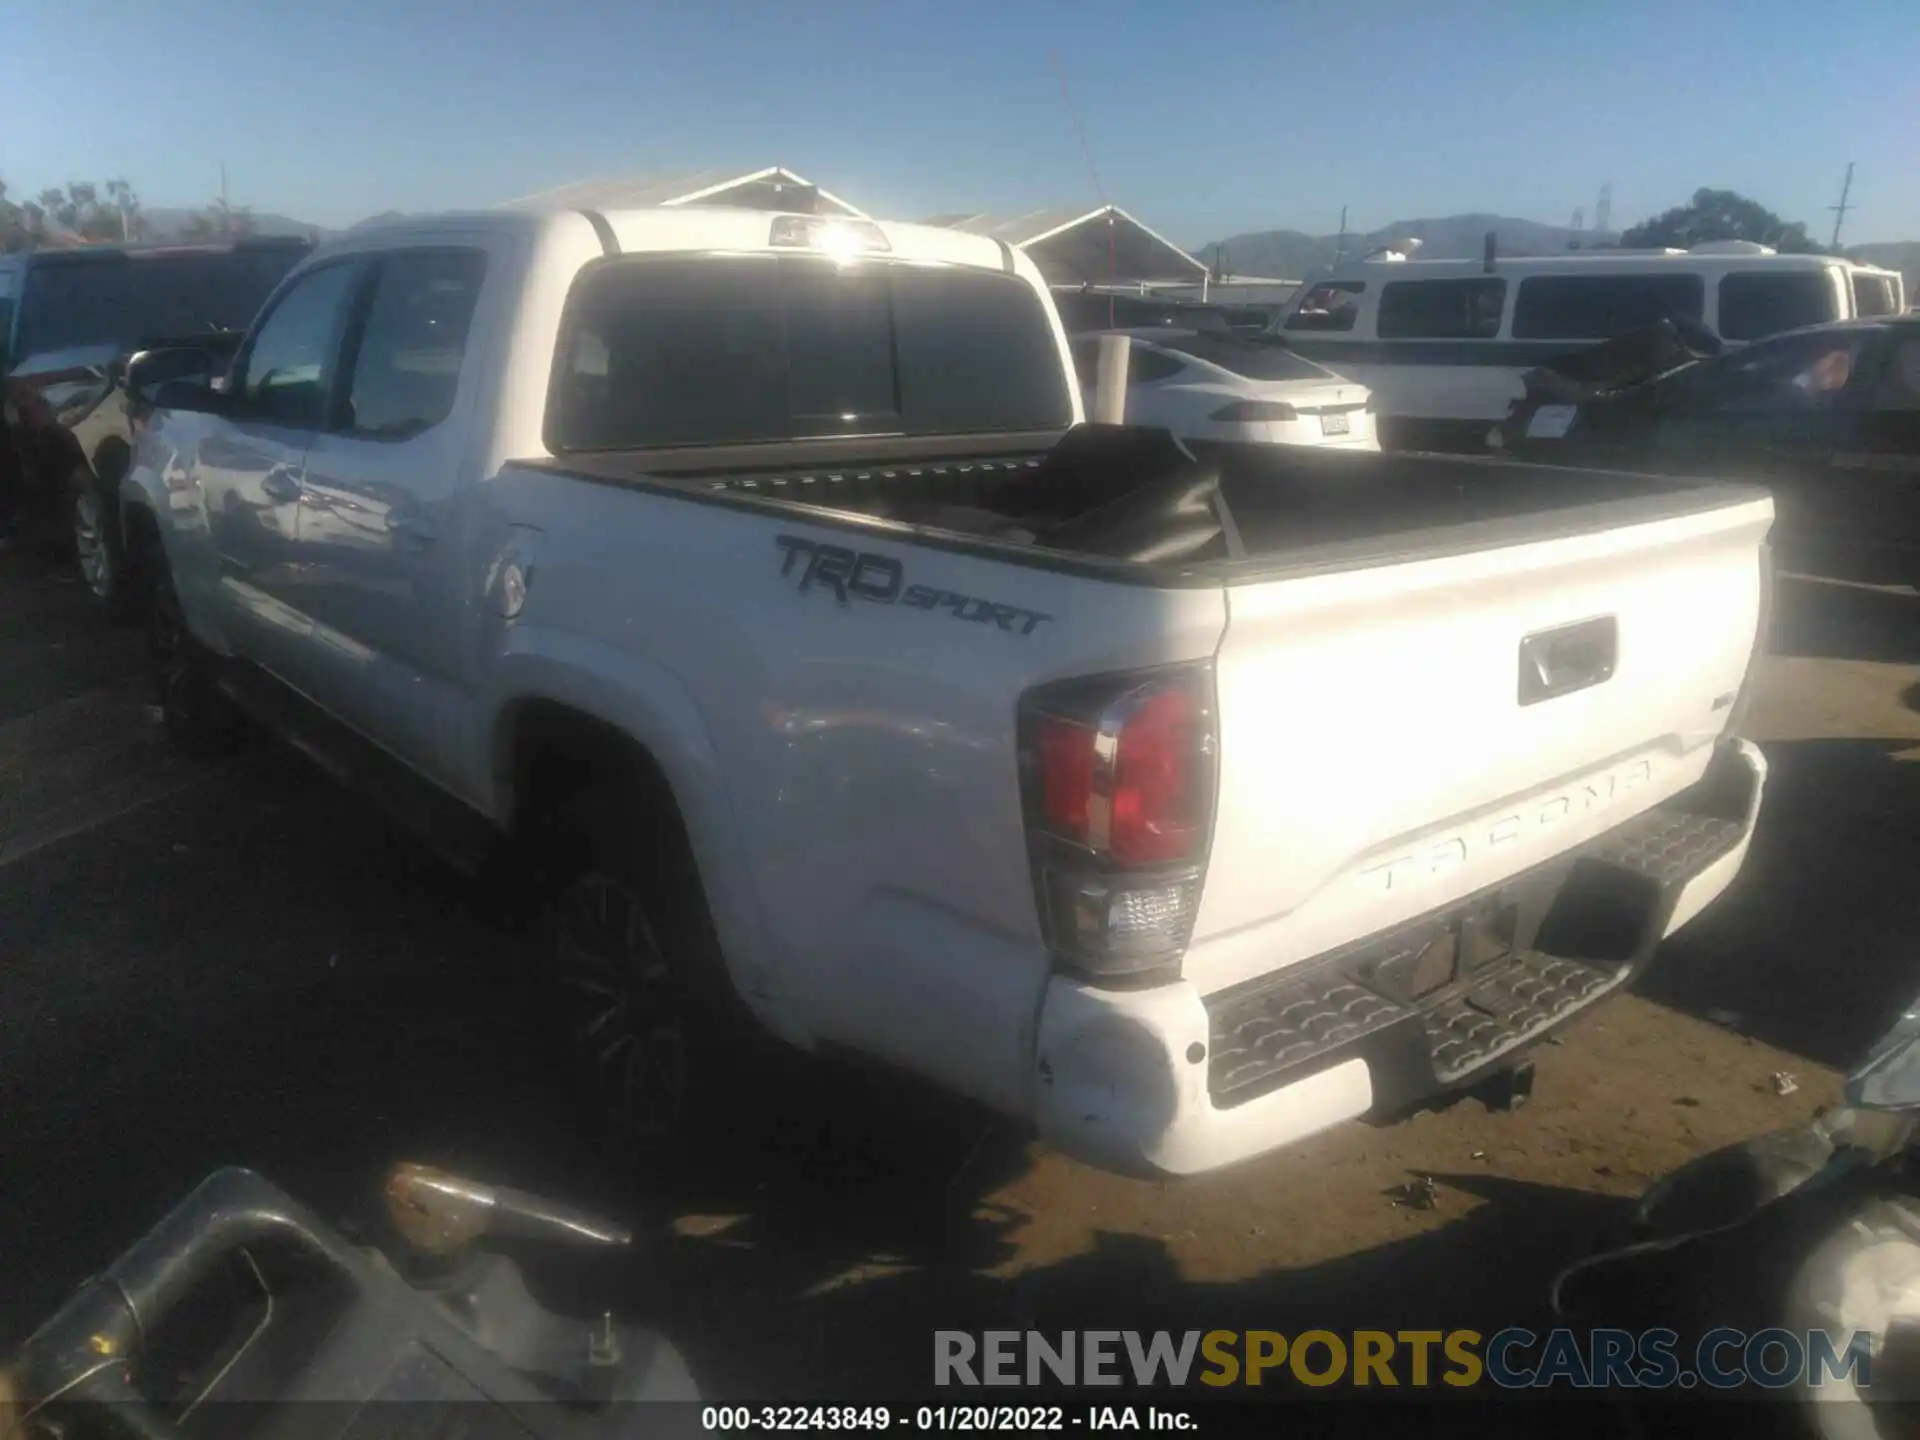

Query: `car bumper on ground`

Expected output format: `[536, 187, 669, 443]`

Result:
[1034, 738, 1769, 1178]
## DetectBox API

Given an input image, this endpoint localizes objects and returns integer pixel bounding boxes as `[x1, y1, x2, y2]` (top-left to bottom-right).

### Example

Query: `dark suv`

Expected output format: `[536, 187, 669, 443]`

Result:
[0, 236, 311, 613]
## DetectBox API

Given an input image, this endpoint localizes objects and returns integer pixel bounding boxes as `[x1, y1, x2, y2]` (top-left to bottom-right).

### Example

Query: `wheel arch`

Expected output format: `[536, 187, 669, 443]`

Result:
[488, 685, 797, 1044]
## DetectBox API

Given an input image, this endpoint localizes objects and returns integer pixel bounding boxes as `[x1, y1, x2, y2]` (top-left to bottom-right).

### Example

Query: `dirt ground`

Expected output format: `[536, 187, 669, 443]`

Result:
[2, 550, 1917, 1402]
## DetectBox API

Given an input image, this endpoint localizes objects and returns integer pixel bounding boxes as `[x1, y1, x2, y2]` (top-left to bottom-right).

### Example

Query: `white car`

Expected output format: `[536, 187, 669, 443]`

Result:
[1070, 327, 1378, 450]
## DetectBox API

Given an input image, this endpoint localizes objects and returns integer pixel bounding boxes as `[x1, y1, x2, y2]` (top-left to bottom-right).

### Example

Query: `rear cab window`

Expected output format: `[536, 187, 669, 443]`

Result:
[1851, 272, 1899, 319]
[1376, 278, 1506, 340]
[1283, 281, 1365, 333]
[1512, 274, 1705, 341]
[1717, 270, 1841, 342]
[548, 254, 1074, 450]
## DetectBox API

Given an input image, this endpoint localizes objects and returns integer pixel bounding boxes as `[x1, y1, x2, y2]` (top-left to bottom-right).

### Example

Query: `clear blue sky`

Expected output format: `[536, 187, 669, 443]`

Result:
[5, 0, 1914, 247]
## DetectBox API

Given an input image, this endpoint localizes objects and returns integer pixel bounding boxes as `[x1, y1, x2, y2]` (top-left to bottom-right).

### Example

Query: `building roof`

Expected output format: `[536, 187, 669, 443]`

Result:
[926, 205, 1209, 285]
[499, 166, 868, 219]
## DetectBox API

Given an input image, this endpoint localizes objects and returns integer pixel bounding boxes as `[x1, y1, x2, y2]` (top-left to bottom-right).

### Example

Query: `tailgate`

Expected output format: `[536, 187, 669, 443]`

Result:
[1187, 492, 1773, 996]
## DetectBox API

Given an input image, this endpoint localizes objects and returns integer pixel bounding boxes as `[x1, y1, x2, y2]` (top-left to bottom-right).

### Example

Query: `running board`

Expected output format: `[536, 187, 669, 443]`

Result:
[215, 663, 502, 881]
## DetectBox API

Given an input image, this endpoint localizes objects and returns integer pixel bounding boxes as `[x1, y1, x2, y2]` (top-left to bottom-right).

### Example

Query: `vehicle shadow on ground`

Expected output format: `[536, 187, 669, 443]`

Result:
[1769, 574, 1920, 665]
[636, 1168, 1629, 1405]
[1638, 735, 1920, 1070]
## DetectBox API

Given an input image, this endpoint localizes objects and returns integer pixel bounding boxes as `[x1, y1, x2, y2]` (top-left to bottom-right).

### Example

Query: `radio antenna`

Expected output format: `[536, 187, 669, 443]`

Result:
[1048, 51, 1117, 321]
[1829, 162, 1856, 250]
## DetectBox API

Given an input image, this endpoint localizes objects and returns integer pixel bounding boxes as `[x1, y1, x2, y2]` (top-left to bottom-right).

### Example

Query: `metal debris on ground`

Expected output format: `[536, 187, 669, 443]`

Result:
[1706, 1008, 1744, 1028]
[1470, 1150, 1489, 1161]
[1771, 1071, 1800, 1097]
[1387, 1175, 1438, 1210]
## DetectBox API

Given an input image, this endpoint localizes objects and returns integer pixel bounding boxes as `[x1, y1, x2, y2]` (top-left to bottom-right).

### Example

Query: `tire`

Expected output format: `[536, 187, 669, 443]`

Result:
[541, 792, 767, 1172]
[71, 468, 139, 621]
[149, 557, 246, 758]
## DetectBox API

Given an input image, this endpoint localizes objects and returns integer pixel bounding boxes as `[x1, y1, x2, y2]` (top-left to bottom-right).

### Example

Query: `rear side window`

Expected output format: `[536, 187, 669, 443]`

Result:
[1376, 278, 1505, 340]
[1284, 281, 1364, 333]
[1126, 346, 1186, 383]
[1850, 272, 1898, 319]
[341, 249, 486, 440]
[1512, 274, 1705, 341]
[1717, 271, 1838, 342]
[1160, 333, 1335, 381]
[550, 255, 1073, 450]
[1066, 337, 1183, 385]
[1676, 330, 1873, 414]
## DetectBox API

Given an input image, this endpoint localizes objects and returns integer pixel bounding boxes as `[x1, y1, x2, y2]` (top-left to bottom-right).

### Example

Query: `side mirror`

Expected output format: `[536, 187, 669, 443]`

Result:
[128, 347, 227, 412]
[149, 379, 231, 416]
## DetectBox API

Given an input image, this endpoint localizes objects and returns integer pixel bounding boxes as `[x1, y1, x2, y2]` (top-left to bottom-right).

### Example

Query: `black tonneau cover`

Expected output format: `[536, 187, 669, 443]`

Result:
[525, 424, 1770, 587]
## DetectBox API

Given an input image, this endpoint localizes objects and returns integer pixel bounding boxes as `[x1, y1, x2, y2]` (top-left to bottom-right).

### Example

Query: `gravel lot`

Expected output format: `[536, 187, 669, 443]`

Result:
[3, 549, 1917, 1401]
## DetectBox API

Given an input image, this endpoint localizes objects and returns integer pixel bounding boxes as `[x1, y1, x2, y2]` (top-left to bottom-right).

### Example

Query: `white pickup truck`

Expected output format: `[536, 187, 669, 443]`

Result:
[122, 204, 1775, 1178]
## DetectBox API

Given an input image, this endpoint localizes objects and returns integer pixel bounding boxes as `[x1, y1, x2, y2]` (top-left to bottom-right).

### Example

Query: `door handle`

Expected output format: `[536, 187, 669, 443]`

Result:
[386, 513, 439, 543]
[260, 467, 302, 503]
[1518, 616, 1617, 706]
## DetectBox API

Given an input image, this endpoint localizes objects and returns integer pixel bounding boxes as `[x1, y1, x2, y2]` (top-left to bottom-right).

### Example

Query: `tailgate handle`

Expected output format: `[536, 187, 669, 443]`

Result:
[1518, 616, 1617, 706]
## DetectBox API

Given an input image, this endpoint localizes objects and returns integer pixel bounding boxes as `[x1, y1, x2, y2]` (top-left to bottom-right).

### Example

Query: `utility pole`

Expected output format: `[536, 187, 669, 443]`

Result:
[1334, 204, 1349, 264]
[1829, 162, 1855, 250]
[220, 161, 231, 235]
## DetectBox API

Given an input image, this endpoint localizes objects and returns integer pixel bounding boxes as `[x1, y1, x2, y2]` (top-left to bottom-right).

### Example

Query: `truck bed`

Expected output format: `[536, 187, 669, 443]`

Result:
[524, 426, 1769, 582]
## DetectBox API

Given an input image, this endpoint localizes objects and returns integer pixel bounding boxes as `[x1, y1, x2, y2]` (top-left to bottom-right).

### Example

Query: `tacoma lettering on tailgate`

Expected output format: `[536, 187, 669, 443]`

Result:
[1359, 758, 1654, 894]
[775, 535, 1054, 636]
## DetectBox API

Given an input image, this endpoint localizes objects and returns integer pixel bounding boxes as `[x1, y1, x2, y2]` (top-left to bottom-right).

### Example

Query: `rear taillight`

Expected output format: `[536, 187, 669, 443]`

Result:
[1209, 400, 1298, 423]
[1019, 664, 1217, 985]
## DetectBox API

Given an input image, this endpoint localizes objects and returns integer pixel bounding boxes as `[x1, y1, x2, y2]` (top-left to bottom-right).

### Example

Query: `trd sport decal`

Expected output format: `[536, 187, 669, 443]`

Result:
[775, 535, 1053, 636]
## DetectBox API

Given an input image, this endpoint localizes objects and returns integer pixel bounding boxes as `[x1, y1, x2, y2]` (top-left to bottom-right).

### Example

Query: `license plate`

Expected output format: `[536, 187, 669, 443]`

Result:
[1526, 405, 1578, 440]
[1320, 412, 1351, 436]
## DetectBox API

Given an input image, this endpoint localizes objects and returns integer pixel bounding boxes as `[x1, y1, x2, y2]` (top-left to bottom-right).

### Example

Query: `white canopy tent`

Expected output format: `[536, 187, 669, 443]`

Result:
[499, 166, 869, 219]
[922, 205, 1210, 287]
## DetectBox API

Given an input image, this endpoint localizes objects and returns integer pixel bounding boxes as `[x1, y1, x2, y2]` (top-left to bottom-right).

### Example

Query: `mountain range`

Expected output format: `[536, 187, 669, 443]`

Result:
[135, 203, 1919, 297]
[140, 206, 327, 241]
[1197, 214, 1621, 277]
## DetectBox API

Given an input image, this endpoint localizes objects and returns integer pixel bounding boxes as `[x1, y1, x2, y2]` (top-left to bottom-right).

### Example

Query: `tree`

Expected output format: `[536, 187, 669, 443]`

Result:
[1620, 188, 1831, 254]
[102, 178, 144, 241]
[0, 175, 25, 251]
[183, 197, 256, 239]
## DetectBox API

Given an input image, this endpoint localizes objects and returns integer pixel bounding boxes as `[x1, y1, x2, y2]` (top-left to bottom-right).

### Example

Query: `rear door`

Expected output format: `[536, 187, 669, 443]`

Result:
[293, 243, 492, 788]
[1188, 491, 1772, 997]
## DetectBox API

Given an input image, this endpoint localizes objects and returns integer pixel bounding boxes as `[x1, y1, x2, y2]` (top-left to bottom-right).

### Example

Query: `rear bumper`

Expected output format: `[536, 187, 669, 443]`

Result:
[1033, 738, 1767, 1178]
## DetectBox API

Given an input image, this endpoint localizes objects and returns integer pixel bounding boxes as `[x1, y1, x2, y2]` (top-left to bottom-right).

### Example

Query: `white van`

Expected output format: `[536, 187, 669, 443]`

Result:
[1272, 243, 1907, 451]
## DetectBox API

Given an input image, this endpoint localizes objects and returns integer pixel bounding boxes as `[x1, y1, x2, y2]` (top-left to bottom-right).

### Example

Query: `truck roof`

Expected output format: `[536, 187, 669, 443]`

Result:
[322, 204, 1029, 278]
